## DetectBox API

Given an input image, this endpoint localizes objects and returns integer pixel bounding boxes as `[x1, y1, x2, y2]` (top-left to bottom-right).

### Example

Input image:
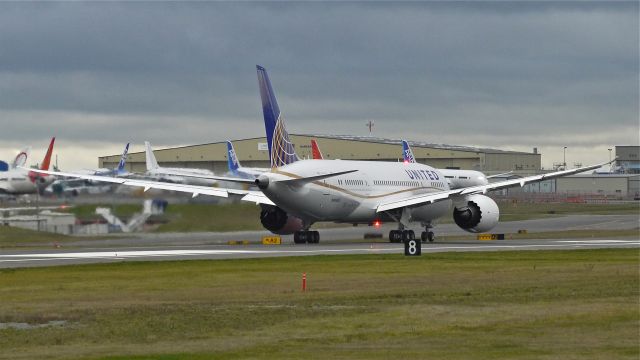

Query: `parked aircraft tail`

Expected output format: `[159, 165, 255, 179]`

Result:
[257, 65, 299, 168]
[227, 140, 241, 174]
[40, 137, 55, 170]
[116, 143, 130, 174]
[28, 137, 55, 183]
[402, 140, 416, 164]
[11, 147, 30, 169]
[311, 139, 324, 160]
[145, 141, 160, 171]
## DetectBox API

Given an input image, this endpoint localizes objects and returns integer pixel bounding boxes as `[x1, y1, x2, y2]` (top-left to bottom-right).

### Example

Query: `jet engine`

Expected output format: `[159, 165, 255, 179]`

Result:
[260, 206, 304, 235]
[453, 194, 499, 233]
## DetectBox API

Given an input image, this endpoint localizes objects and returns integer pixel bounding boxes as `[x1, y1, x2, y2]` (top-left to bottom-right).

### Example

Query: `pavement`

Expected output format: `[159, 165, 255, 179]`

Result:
[1, 237, 638, 269]
[57, 214, 640, 248]
[0, 214, 637, 268]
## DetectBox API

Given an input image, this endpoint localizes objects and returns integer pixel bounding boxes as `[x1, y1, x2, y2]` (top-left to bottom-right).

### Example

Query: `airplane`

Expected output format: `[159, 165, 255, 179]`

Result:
[72, 143, 130, 178]
[10, 147, 31, 169]
[96, 142, 129, 176]
[401, 140, 513, 191]
[29, 66, 613, 245]
[311, 139, 324, 160]
[143, 141, 218, 186]
[226, 140, 269, 179]
[1, 138, 56, 195]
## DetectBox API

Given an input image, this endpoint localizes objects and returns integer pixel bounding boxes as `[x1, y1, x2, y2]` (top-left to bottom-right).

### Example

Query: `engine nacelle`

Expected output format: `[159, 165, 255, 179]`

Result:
[453, 194, 499, 233]
[260, 206, 304, 235]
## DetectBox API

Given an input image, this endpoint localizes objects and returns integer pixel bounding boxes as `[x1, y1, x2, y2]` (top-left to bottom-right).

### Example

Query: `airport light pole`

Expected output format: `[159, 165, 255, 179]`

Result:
[563, 146, 567, 170]
[608, 148, 612, 173]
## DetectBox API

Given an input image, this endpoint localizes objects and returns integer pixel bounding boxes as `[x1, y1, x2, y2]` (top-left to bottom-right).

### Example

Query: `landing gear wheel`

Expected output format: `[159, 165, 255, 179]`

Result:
[294, 230, 320, 244]
[421, 231, 435, 243]
[389, 230, 403, 243]
[402, 230, 415, 241]
[310, 231, 320, 244]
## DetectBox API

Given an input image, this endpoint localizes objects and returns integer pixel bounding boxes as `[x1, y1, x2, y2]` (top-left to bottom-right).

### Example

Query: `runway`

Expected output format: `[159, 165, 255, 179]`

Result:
[56, 214, 640, 248]
[1, 237, 638, 268]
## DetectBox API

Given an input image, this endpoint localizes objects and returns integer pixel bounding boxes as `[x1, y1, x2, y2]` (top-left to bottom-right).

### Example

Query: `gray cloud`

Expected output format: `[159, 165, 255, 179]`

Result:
[0, 2, 637, 169]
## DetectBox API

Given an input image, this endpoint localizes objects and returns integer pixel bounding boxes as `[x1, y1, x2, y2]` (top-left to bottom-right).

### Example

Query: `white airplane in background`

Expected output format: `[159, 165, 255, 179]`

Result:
[31, 66, 613, 244]
[226, 140, 269, 180]
[9, 147, 31, 169]
[144, 141, 218, 186]
[402, 140, 512, 193]
[71, 143, 130, 178]
[1, 138, 56, 195]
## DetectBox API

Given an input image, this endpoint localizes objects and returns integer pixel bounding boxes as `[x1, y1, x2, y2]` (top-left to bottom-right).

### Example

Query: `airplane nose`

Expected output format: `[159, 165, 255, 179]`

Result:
[255, 174, 270, 190]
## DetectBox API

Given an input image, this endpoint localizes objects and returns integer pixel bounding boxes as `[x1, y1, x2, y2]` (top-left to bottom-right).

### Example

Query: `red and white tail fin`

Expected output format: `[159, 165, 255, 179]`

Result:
[40, 137, 55, 170]
[28, 137, 55, 183]
[11, 147, 30, 169]
[311, 139, 324, 160]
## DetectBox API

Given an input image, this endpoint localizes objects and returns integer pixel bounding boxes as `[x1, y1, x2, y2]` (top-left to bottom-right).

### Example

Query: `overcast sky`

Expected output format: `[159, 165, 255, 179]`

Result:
[0, 1, 637, 170]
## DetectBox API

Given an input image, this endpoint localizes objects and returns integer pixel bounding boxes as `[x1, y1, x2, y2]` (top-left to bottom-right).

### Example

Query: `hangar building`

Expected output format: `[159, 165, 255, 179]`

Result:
[98, 134, 541, 175]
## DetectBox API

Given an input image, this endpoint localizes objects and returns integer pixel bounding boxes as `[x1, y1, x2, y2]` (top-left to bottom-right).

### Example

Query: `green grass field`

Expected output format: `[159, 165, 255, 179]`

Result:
[0, 249, 637, 360]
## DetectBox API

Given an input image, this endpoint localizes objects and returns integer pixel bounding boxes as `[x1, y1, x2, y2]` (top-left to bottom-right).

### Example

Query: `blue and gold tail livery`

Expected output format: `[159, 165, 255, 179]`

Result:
[257, 65, 299, 168]
[402, 140, 416, 164]
[226, 140, 240, 174]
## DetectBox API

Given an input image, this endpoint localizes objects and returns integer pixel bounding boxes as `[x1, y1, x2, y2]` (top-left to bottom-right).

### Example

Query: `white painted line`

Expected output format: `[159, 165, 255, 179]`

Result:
[0, 242, 637, 265]
[558, 240, 639, 244]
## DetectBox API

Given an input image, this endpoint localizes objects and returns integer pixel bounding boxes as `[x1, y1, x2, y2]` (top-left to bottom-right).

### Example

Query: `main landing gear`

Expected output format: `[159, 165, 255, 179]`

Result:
[421, 231, 435, 243]
[388, 229, 415, 243]
[294, 230, 320, 244]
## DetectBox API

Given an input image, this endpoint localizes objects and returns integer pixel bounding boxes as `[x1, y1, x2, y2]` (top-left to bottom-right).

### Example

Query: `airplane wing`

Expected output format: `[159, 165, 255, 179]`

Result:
[151, 171, 257, 184]
[376, 159, 614, 212]
[22, 168, 275, 205]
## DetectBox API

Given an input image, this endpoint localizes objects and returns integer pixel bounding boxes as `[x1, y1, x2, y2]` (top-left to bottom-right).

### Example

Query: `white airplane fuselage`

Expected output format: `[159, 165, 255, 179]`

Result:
[0, 168, 52, 194]
[259, 159, 477, 225]
[147, 168, 217, 186]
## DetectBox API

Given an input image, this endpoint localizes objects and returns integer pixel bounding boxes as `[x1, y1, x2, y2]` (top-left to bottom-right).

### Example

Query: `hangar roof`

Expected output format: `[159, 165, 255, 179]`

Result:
[102, 133, 533, 158]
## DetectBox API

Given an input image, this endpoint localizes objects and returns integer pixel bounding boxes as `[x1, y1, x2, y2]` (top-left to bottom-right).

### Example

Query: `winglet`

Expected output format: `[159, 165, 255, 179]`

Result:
[145, 141, 160, 171]
[257, 65, 299, 168]
[311, 139, 324, 160]
[226, 140, 240, 174]
[402, 140, 416, 164]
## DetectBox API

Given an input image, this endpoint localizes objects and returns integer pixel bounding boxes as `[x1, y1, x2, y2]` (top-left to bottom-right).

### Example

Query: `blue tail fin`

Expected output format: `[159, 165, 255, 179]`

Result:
[116, 143, 129, 174]
[402, 140, 416, 163]
[257, 65, 299, 168]
[226, 141, 240, 174]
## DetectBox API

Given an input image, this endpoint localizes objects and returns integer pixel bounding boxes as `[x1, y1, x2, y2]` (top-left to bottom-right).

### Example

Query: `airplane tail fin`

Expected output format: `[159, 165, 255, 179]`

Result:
[11, 147, 31, 169]
[144, 141, 160, 171]
[311, 139, 324, 160]
[226, 141, 240, 173]
[39, 137, 55, 170]
[402, 140, 416, 164]
[257, 65, 299, 168]
[116, 143, 130, 174]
